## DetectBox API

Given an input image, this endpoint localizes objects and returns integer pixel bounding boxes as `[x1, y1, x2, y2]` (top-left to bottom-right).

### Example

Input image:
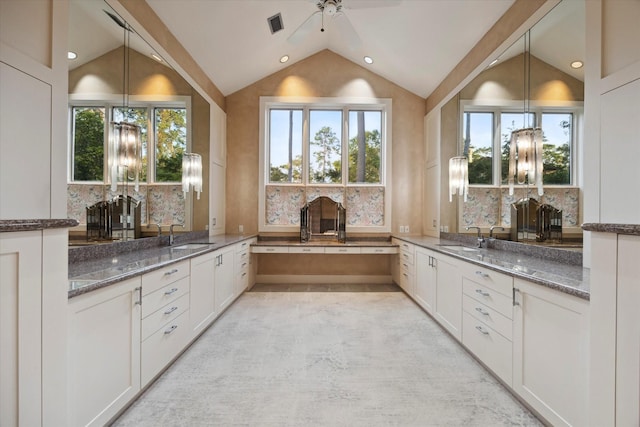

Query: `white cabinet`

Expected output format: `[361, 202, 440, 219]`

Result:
[67, 277, 142, 427]
[513, 278, 589, 427]
[415, 247, 437, 315]
[210, 162, 226, 234]
[140, 261, 191, 387]
[398, 241, 416, 295]
[234, 239, 254, 296]
[434, 254, 462, 340]
[215, 246, 235, 312]
[461, 265, 513, 385]
[190, 252, 217, 337]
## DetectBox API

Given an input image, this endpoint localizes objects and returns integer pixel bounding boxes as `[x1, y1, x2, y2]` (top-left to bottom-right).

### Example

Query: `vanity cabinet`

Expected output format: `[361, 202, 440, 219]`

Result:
[414, 247, 437, 315]
[190, 251, 217, 337]
[433, 254, 463, 340]
[140, 261, 191, 387]
[398, 241, 416, 295]
[235, 239, 254, 296]
[215, 245, 236, 313]
[513, 278, 589, 427]
[67, 277, 142, 427]
[461, 264, 513, 385]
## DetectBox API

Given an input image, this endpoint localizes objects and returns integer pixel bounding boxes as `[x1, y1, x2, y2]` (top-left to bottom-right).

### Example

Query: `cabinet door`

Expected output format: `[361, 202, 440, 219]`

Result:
[0, 231, 42, 426]
[415, 248, 436, 314]
[513, 279, 589, 427]
[434, 255, 462, 340]
[190, 252, 216, 337]
[215, 247, 235, 312]
[68, 277, 142, 427]
[210, 162, 226, 234]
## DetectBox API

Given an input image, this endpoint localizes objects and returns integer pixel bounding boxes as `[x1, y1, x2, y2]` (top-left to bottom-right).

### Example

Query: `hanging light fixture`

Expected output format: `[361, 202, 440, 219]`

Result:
[182, 153, 202, 199]
[109, 121, 143, 191]
[508, 127, 543, 196]
[449, 156, 469, 202]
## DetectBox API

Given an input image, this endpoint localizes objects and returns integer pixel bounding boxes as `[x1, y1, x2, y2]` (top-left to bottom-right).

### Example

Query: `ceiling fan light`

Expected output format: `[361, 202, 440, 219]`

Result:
[324, 1, 338, 16]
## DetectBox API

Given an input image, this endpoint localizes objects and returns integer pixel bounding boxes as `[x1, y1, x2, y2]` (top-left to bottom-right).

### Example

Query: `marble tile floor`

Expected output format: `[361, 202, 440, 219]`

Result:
[111, 287, 543, 427]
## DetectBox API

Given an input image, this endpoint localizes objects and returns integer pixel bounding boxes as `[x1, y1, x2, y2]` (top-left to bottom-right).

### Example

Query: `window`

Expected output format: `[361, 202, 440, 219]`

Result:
[71, 107, 105, 181]
[260, 97, 392, 232]
[309, 110, 342, 183]
[69, 98, 190, 184]
[462, 104, 578, 186]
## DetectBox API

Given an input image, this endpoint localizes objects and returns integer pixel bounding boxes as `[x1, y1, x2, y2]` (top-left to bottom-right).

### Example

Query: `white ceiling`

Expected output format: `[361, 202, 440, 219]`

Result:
[68, 0, 585, 99]
[144, 0, 517, 98]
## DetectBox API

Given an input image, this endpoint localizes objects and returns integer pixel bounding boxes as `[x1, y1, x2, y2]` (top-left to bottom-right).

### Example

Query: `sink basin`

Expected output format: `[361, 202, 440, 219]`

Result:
[171, 243, 212, 250]
[438, 245, 479, 252]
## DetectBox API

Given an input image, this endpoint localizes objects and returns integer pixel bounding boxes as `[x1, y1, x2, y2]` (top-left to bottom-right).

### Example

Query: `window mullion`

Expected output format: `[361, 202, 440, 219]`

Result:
[343, 106, 349, 187]
[302, 106, 310, 186]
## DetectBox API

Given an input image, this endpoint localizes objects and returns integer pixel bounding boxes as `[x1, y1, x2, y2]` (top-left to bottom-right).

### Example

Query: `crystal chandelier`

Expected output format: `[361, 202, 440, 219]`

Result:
[182, 153, 203, 199]
[109, 121, 142, 192]
[449, 156, 469, 202]
[507, 127, 544, 196]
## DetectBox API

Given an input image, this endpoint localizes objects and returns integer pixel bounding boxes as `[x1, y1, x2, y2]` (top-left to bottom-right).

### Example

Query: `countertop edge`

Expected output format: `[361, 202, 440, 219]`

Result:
[1, 218, 79, 232]
[582, 223, 640, 235]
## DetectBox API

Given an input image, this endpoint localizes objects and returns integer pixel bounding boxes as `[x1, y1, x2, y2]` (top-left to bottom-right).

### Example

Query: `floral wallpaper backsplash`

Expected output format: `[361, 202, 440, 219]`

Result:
[265, 185, 385, 227]
[463, 186, 580, 228]
[68, 184, 185, 226]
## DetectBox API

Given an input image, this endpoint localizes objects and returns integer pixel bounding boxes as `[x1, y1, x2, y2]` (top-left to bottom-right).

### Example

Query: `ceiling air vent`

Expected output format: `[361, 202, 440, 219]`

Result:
[268, 13, 284, 34]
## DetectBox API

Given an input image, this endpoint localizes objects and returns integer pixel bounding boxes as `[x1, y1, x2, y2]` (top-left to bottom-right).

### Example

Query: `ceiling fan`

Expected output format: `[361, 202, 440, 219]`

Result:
[288, 0, 402, 50]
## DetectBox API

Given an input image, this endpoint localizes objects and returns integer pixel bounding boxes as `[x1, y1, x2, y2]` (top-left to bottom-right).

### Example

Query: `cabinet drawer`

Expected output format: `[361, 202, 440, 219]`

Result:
[361, 247, 398, 254]
[461, 264, 513, 296]
[142, 293, 189, 341]
[463, 311, 513, 386]
[400, 250, 414, 265]
[463, 294, 512, 340]
[141, 310, 190, 386]
[394, 240, 414, 254]
[400, 269, 415, 294]
[236, 249, 250, 264]
[236, 269, 249, 294]
[141, 260, 190, 296]
[463, 278, 513, 319]
[235, 257, 250, 274]
[236, 240, 252, 253]
[251, 246, 288, 253]
[289, 246, 325, 254]
[142, 276, 189, 318]
[325, 247, 362, 254]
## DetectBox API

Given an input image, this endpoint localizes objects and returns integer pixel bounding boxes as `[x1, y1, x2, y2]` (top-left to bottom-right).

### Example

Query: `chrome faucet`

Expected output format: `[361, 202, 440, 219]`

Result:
[466, 226, 485, 248]
[489, 225, 505, 239]
[149, 223, 162, 237]
[169, 223, 184, 245]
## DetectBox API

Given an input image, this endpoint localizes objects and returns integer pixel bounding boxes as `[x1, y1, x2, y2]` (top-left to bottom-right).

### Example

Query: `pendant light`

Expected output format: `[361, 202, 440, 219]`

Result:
[182, 153, 202, 199]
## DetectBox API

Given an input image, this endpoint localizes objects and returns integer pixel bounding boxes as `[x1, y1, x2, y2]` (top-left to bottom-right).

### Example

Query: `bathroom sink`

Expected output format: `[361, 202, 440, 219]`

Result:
[437, 245, 479, 252]
[171, 243, 212, 250]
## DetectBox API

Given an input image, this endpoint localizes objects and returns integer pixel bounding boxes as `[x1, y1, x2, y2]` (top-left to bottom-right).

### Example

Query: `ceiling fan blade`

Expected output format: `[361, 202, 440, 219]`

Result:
[344, 0, 402, 9]
[332, 12, 362, 51]
[288, 11, 322, 45]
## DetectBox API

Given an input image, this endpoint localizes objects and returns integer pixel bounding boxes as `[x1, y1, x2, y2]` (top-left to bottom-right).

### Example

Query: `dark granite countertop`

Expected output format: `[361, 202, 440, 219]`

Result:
[68, 234, 256, 298]
[0, 218, 78, 232]
[582, 223, 640, 236]
[393, 235, 589, 301]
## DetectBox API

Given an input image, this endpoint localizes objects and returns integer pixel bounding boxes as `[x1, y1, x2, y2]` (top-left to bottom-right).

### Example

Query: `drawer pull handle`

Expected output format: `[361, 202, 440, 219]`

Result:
[164, 306, 178, 315]
[403, 273, 408, 278]
[302, 248, 311, 252]
[339, 249, 347, 252]
[475, 271, 490, 278]
[266, 248, 275, 252]
[164, 287, 179, 295]
[164, 325, 178, 335]
[475, 307, 490, 316]
[164, 269, 179, 276]
[475, 325, 490, 335]
[375, 249, 383, 252]
[242, 272, 247, 278]
[241, 262, 248, 268]
[475, 289, 490, 297]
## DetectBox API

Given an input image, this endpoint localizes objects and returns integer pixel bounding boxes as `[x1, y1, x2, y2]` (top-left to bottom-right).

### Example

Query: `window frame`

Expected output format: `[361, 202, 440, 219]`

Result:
[460, 100, 582, 188]
[68, 94, 191, 186]
[259, 96, 392, 233]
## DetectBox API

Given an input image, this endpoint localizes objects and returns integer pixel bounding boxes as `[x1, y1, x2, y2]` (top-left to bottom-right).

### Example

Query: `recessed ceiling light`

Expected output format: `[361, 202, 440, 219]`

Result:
[151, 53, 163, 62]
[489, 58, 499, 67]
[364, 56, 373, 64]
[67, 51, 77, 60]
[280, 55, 289, 64]
[570, 60, 584, 69]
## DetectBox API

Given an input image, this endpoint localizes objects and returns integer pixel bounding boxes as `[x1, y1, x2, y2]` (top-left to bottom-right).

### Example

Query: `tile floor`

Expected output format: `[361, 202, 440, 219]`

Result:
[111, 285, 543, 426]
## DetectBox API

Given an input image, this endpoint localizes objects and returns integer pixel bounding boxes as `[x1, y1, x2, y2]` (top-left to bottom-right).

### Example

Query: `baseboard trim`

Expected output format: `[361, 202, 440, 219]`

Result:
[255, 274, 393, 284]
